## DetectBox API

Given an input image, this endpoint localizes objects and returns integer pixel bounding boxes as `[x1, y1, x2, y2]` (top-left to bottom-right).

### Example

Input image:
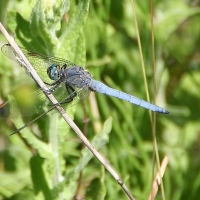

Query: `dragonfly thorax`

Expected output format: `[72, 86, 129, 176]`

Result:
[47, 64, 60, 81]
[62, 66, 92, 88]
[47, 64, 92, 89]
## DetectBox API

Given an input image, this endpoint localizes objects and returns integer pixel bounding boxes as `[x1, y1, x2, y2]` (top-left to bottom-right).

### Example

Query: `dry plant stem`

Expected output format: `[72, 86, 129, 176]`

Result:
[150, 1, 165, 199]
[0, 23, 135, 200]
[89, 92, 102, 134]
[148, 156, 169, 200]
[131, 1, 165, 199]
[74, 171, 83, 200]
[131, 0, 152, 121]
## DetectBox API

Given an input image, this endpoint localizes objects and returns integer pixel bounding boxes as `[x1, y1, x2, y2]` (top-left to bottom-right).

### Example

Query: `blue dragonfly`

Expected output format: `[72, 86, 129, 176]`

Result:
[1, 44, 169, 133]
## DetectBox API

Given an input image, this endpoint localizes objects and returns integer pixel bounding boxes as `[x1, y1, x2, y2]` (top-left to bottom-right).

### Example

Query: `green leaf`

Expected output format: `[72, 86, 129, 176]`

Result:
[7, 11, 33, 46]
[30, 0, 70, 51]
[30, 155, 53, 200]
[56, 117, 112, 199]
[0, 170, 31, 198]
[85, 176, 106, 200]
[76, 117, 112, 173]
[155, 1, 200, 41]
[57, 0, 89, 62]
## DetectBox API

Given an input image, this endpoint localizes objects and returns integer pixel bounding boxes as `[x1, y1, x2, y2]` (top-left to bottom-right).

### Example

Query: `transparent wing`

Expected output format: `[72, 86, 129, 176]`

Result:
[47, 82, 91, 107]
[0, 84, 91, 120]
[1, 44, 77, 83]
[1, 44, 91, 121]
[0, 91, 47, 120]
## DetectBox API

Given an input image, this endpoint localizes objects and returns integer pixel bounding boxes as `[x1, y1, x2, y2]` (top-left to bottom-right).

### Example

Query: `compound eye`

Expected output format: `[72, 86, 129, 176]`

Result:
[47, 64, 60, 80]
[54, 70, 58, 76]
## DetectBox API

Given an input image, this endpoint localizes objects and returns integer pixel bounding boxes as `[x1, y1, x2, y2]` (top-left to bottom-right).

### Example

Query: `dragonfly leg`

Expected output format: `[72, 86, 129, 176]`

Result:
[59, 85, 77, 104]
[42, 81, 61, 94]
[44, 80, 60, 86]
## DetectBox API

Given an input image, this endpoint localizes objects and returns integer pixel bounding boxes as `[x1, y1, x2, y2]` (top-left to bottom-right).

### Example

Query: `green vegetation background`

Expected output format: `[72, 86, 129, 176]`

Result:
[0, 0, 200, 200]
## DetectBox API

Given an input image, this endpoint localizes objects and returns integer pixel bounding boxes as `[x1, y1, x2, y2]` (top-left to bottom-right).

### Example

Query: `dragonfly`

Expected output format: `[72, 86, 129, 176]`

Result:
[1, 44, 169, 134]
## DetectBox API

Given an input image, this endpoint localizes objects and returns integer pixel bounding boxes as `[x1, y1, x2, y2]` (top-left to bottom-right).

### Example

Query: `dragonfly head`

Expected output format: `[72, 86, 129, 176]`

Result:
[47, 64, 60, 80]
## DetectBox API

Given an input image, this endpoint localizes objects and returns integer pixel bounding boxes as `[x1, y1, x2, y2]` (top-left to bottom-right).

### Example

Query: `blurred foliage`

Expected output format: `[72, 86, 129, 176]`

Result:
[0, 0, 200, 200]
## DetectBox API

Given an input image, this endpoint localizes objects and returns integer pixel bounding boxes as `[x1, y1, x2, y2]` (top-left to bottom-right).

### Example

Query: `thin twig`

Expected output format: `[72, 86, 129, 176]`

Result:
[0, 23, 136, 200]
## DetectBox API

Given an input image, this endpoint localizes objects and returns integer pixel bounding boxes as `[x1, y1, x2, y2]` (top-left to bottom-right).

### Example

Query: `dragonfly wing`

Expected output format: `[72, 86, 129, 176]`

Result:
[1, 44, 91, 121]
[49, 82, 90, 108]
[1, 44, 77, 84]
[0, 84, 90, 120]
[0, 90, 48, 120]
